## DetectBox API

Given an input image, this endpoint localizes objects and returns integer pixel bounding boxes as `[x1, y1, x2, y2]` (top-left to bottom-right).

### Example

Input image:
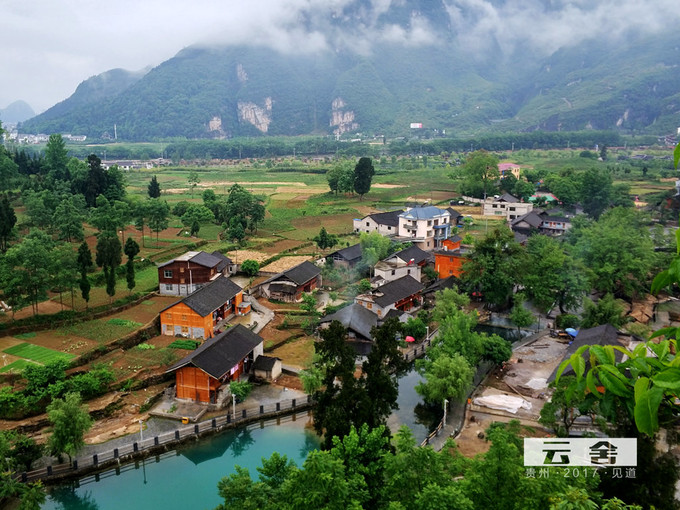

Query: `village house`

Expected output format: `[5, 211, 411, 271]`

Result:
[354, 275, 424, 318]
[498, 163, 521, 179]
[326, 243, 362, 268]
[258, 261, 322, 302]
[160, 276, 246, 339]
[253, 355, 282, 381]
[433, 236, 469, 278]
[373, 244, 431, 283]
[166, 324, 264, 404]
[158, 250, 235, 296]
[482, 193, 533, 221]
[353, 209, 404, 235]
[319, 303, 379, 342]
[510, 210, 572, 237]
[396, 206, 452, 251]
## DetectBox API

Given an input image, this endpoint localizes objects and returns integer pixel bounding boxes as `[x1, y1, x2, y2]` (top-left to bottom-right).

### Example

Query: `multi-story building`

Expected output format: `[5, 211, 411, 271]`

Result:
[158, 251, 234, 296]
[397, 206, 452, 251]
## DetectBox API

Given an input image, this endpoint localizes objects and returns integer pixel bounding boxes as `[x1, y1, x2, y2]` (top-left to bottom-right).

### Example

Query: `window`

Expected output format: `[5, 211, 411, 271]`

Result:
[366, 222, 370, 226]
[492, 204, 497, 208]
[165, 284, 173, 291]
[367, 303, 372, 309]
[181, 326, 189, 334]
[165, 313, 172, 319]
[407, 269, 411, 275]
[180, 278, 185, 284]
[509, 207, 516, 211]
[387, 226, 391, 230]
[427, 220, 432, 226]
[391, 270, 395, 275]
[180, 267, 185, 273]
[181, 315, 187, 321]
[164, 270, 172, 278]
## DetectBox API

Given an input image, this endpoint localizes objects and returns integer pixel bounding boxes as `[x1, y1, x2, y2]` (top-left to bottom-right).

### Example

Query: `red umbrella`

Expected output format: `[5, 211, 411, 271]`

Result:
[405, 335, 415, 343]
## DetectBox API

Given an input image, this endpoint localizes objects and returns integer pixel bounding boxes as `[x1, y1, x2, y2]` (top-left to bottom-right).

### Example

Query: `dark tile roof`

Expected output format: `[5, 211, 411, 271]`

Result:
[283, 261, 321, 285]
[253, 355, 281, 372]
[370, 275, 424, 308]
[162, 276, 242, 317]
[449, 235, 462, 243]
[330, 243, 362, 262]
[157, 250, 222, 269]
[167, 324, 263, 379]
[548, 324, 622, 382]
[446, 207, 462, 219]
[319, 303, 378, 340]
[544, 216, 571, 223]
[423, 275, 458, 295]
[211, 251, 233, 272]
[499, 193, 519, 203]
[511, 211, 544, 229]
[366, 209, 404, 227]
[389, 245, 431, 265]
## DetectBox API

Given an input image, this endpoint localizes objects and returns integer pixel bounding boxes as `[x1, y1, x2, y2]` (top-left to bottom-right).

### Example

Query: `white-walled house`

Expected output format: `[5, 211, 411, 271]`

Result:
[397, 206, 452, 251]
[353, 210, 403, 235]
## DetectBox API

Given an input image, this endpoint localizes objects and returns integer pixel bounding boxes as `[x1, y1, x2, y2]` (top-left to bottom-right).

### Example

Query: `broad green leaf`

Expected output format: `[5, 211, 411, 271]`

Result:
[570, 353, 586, 380]
[650, 326, 679, 340]
[674, 142, 680, 170]
[634, 386, 663, 436]
[597, 366, 632, 397]
[589, 345, 609, 366]
[649, 341, 670, 361]
[554, 358, 572, 383]
[634, 377, 649, 403]
[586, 369, 601, 397]
[651, 269, 671, 295]
[651, 368, 680, 389]
[610, 345, 633, 358]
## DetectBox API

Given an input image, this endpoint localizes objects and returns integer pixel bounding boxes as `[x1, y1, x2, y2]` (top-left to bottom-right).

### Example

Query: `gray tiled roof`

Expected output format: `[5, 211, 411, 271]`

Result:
[283, 261, 321, 285]
[370, 275, 423, 307]
[498, 193, 519, 203]
[319, 303, 378, 340]
[167, 324, 263, 379]
[366, 210, 404, 227]
[162, 276, 242, 317]
[330, 243, 362, 262]
[389, 245, 431, 265]
[211, 251, 233, 272]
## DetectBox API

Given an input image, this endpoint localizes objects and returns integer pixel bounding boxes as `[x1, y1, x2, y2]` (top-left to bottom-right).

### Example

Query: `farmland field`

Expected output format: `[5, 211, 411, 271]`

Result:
[3, 342, 75, 364]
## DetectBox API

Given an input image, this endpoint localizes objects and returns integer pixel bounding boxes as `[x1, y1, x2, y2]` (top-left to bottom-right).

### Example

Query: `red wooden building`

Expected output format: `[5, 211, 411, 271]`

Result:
[166, 324, 264, 404]
[158, 250, 234, 296]
[433, 236, 469, 279]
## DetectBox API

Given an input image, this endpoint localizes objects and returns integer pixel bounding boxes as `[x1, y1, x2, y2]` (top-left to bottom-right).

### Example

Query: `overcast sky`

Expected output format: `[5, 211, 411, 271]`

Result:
[2, 0, 679, 114]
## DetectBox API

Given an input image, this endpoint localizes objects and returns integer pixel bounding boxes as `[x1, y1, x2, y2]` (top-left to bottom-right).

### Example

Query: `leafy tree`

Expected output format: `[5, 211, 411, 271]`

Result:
[103, 165, 127, 202]
[539, 376, 592, 437]
[359, 231, 391, 267]
[113, 199, 132, 244]
[181, 204, 215, 234]
[455, 150, 499, 199]
[327, 161, 354, 195]
[53, 195, 85, 242]
[147, 175, 161, 198]
[0, 194, 17, 251]
[44, 134, 69, 182]
[46, 392, 92, 463]
[401, 317, 427, 341]
[498, 173, 518, 194]
[96, 232, 122, 301]
[1, 229, 55, 315]
[23, 189, 56, 229]
[462, 227, 524, 309]
[89, 195, 118, 233]
[240, 259, 260, 277]
[580, 294, 626, 329]
[53, 243, 78, 310]
[313, 226, 338, 250]
[581, 167, 613, 219]
[512, 180, 535, 202]
[188, 170, 200, 198]
[546, 174, 581, 207]
[523, 235, 587, 313]
[432, 287, 470, 323]
[147, 198, 170, 245]
[83, 155, 107, 208]
[226, 216, 246, 244]
[229, 381, 253, 402]
[509, 293, 534, 337]
[132, 199, 150, 247]
[570, 208, 655, 299]
[172, 200, 191, 217]
[353, 157, 375, 200]
[416, 353, 474, 403]
[77, 242, 93, 308]
[124, 237, 140, 292]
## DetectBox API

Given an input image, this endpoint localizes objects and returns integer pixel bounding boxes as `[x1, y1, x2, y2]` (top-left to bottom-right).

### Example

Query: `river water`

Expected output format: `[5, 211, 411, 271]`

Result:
[40, 366, 436, 510]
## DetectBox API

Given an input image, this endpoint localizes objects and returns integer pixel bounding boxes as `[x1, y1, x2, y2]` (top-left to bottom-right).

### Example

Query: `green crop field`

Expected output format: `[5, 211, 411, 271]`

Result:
[0, 359, 39, 373]
[3, 343, 75, 364]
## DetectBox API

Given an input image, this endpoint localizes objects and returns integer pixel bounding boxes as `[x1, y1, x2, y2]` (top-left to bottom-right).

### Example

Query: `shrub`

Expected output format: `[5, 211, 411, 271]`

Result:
[555, 314, 580, 329]
[169, 339, 201, 350]
[229, 380, 253, 402]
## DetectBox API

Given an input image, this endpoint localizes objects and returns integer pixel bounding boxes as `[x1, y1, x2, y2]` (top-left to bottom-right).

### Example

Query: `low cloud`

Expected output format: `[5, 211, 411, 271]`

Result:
[2, 0, 679, 113]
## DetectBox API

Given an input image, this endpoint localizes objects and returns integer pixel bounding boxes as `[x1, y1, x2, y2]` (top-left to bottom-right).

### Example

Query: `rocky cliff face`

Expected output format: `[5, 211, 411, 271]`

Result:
[330, 97, 358, 136]
[238, 97, 273, 133]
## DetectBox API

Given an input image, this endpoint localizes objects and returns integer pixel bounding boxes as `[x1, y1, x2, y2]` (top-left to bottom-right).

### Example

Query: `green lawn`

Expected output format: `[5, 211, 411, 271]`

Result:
[3, 343, 75, 364]
[0, 359, 39, 373]
[57, 319, 142, 344]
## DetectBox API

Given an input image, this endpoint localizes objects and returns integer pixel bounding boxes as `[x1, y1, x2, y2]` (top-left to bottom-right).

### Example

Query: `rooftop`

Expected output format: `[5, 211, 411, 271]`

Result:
[400, 206, 450, 220]
[161, 276, 242, 317]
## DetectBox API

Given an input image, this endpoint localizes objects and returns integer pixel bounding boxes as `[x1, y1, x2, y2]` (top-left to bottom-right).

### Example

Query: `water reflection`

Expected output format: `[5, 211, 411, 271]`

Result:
[179, 427, 254, 465]
[48, 487, 99, 510]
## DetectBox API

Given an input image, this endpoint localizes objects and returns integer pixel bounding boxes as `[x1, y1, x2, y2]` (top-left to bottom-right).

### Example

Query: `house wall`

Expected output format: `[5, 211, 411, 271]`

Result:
[353, 217, 398, 235]
[175, 366, 220, 403]
[161, 302, 213, 339]
[374, 265, 421, 283]
[435, 253, 467, 278]
[158, 261, 218, 296]
[398, 214, 451, 250]
[482, 201, 533, 221]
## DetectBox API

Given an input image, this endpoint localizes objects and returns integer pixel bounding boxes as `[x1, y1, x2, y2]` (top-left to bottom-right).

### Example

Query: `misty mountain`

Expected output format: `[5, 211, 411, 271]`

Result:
[19, 1, 680, 141]
[1, 101, 35, 124]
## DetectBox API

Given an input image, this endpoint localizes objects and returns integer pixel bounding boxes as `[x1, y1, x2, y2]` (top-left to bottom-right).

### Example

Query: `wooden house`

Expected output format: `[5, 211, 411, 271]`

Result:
[327, 243, 362, 268]
[166, 324, 264, 403]
[354, 275, 423, 318]
[158, 250, 235, 296]
[259, 261, 322, 302]
[160, 276, 244, 339]
[433, 236, 469, 278]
